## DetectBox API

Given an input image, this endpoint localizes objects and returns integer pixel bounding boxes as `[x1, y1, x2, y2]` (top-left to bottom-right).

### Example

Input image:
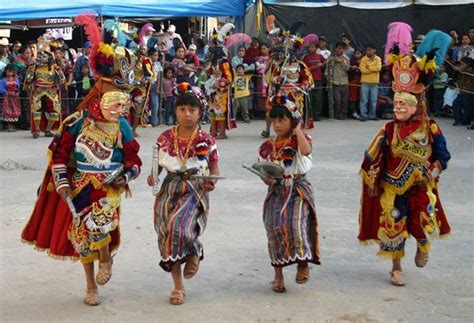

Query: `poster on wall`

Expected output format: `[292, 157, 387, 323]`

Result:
[46, 18, 73, 40]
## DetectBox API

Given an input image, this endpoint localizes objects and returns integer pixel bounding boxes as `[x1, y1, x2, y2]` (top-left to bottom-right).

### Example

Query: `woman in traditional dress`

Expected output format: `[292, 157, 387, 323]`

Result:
[0, 64, 21, 131]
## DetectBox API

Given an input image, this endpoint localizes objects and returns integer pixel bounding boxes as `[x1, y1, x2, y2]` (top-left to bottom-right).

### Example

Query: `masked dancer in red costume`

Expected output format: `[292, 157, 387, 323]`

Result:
[21, 14, 142, 306]
[358, 23, 453, 286]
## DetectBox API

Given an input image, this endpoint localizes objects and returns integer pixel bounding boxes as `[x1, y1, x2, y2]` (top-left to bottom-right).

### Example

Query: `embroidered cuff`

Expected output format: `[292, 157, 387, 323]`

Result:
[52, 164, 69, 191]
[426, 161, 442, 181]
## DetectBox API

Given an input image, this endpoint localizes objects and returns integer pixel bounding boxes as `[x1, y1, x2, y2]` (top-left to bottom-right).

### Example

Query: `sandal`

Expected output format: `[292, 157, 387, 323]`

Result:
[44, 131, 54, 137]
[216, 134, 228, 140]
[96, 259, 113, 286]
[271, 279, 286, 293]
[415, 249, 429, 268]
[84, 288, 100, 306]
[32, 132, 40, 139]
[261, 130, 270, 138]
[183, 255, 200, 279]
[390, 270, 405, 286]
[295, 263, 310, 284]
[169, 289, 185, 305]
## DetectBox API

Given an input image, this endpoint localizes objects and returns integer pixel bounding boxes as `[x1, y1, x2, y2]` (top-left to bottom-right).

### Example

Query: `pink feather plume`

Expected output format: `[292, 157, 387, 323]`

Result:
[384, 22, 413, 64]
[303, 34, 319, 47]
[75, 14, 102, 73]
[224, 33, 252, 48]
[140, 23, 154, 45]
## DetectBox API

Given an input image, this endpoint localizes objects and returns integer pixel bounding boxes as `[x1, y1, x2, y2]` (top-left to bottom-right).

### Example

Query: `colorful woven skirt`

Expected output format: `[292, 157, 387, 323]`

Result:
[263, 178, 320, 267]
[154, 176, 209, 272]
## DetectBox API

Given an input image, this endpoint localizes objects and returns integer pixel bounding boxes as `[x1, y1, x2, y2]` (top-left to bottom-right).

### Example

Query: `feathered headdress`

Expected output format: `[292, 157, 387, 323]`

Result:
[217, 23, 235, 44]
[303, 34, 319, 47]
[416, 29, 452, 67]
[103, 19, 131, 48]
[266, 15, 277, 34]
[75, 15, 101, 74]
[74, 14, 135, 119]
[139, 23, 155, 46]
[282, 20, 307, 52]
[384, 22, 413, 65]
[224, 33, 252, 48]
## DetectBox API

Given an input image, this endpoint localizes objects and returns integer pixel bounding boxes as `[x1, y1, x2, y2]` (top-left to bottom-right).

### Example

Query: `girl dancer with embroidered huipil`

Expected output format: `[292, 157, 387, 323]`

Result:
[257, 94, 319, 293]
[359, 23, 452, 287]
[148, 82, 219, 305]
[21, 15, 142, 306]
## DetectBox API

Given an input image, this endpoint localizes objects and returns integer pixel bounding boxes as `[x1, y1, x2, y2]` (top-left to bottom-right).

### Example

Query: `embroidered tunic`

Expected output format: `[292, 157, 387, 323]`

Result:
[22, 111, 142, 263]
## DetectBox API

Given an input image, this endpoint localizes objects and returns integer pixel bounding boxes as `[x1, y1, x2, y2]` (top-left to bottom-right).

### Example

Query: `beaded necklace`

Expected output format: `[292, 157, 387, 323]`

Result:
[271, 136, 291, 161]
[172, 126, 199, 171]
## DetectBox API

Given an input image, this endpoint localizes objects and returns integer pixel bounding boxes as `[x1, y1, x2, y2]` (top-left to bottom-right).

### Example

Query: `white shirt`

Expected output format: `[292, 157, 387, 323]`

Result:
[317, 48, 331, 60]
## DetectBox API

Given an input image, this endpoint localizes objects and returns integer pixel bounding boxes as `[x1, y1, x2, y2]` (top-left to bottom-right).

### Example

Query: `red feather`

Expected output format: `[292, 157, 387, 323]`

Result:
[224, 33, 252, 48]
[266, 15, 276, 33]
[75, 14, 102, 74]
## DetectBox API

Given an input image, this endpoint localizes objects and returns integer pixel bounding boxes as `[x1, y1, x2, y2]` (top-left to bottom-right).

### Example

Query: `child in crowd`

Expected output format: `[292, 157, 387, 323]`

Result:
[148, 83, 219, 305]
[303, 42, 326, 121]
[359, 44, 382, 121]
[233, 64, 252, 123]
[432, 64, 448, 116]
[205, 67, 232, 139]
[163, 67, 177, 125]
[76, 64, 94, 100]
[377, 70, 394, 119]
[149, 48, 163, 126]
[348, 49, 362, 119]
[257, 94, 319, 293]
[0, 65, 21, 132]
[326, 42, 350, 119]
[452, 57, 474, 126]
[232, 46, 254, 73]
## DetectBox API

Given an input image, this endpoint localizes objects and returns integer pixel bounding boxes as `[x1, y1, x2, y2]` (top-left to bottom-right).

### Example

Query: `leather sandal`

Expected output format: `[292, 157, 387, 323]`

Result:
[390, 270, 405, 286]
[271, 279, 286, 293]
[415, 249, 429, 268]
[96, 259, 113, 286]
[295, 263, 310, 284]
[169, 289, 185, 305]
[183, 255, 200, 279]
[84, 288, 100, 306]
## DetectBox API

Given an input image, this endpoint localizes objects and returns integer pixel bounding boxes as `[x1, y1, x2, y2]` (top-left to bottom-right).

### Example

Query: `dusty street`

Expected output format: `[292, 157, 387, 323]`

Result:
[0, 118, 473, 322]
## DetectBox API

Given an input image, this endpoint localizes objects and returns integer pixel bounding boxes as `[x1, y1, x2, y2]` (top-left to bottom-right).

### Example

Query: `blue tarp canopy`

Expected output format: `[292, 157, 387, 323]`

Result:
[0, 0, 247, 21]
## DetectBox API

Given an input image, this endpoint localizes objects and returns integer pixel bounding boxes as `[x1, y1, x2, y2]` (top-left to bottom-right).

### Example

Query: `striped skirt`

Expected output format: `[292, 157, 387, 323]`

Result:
[154, 176, 209, 272]
[263, 178, 320, 267]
